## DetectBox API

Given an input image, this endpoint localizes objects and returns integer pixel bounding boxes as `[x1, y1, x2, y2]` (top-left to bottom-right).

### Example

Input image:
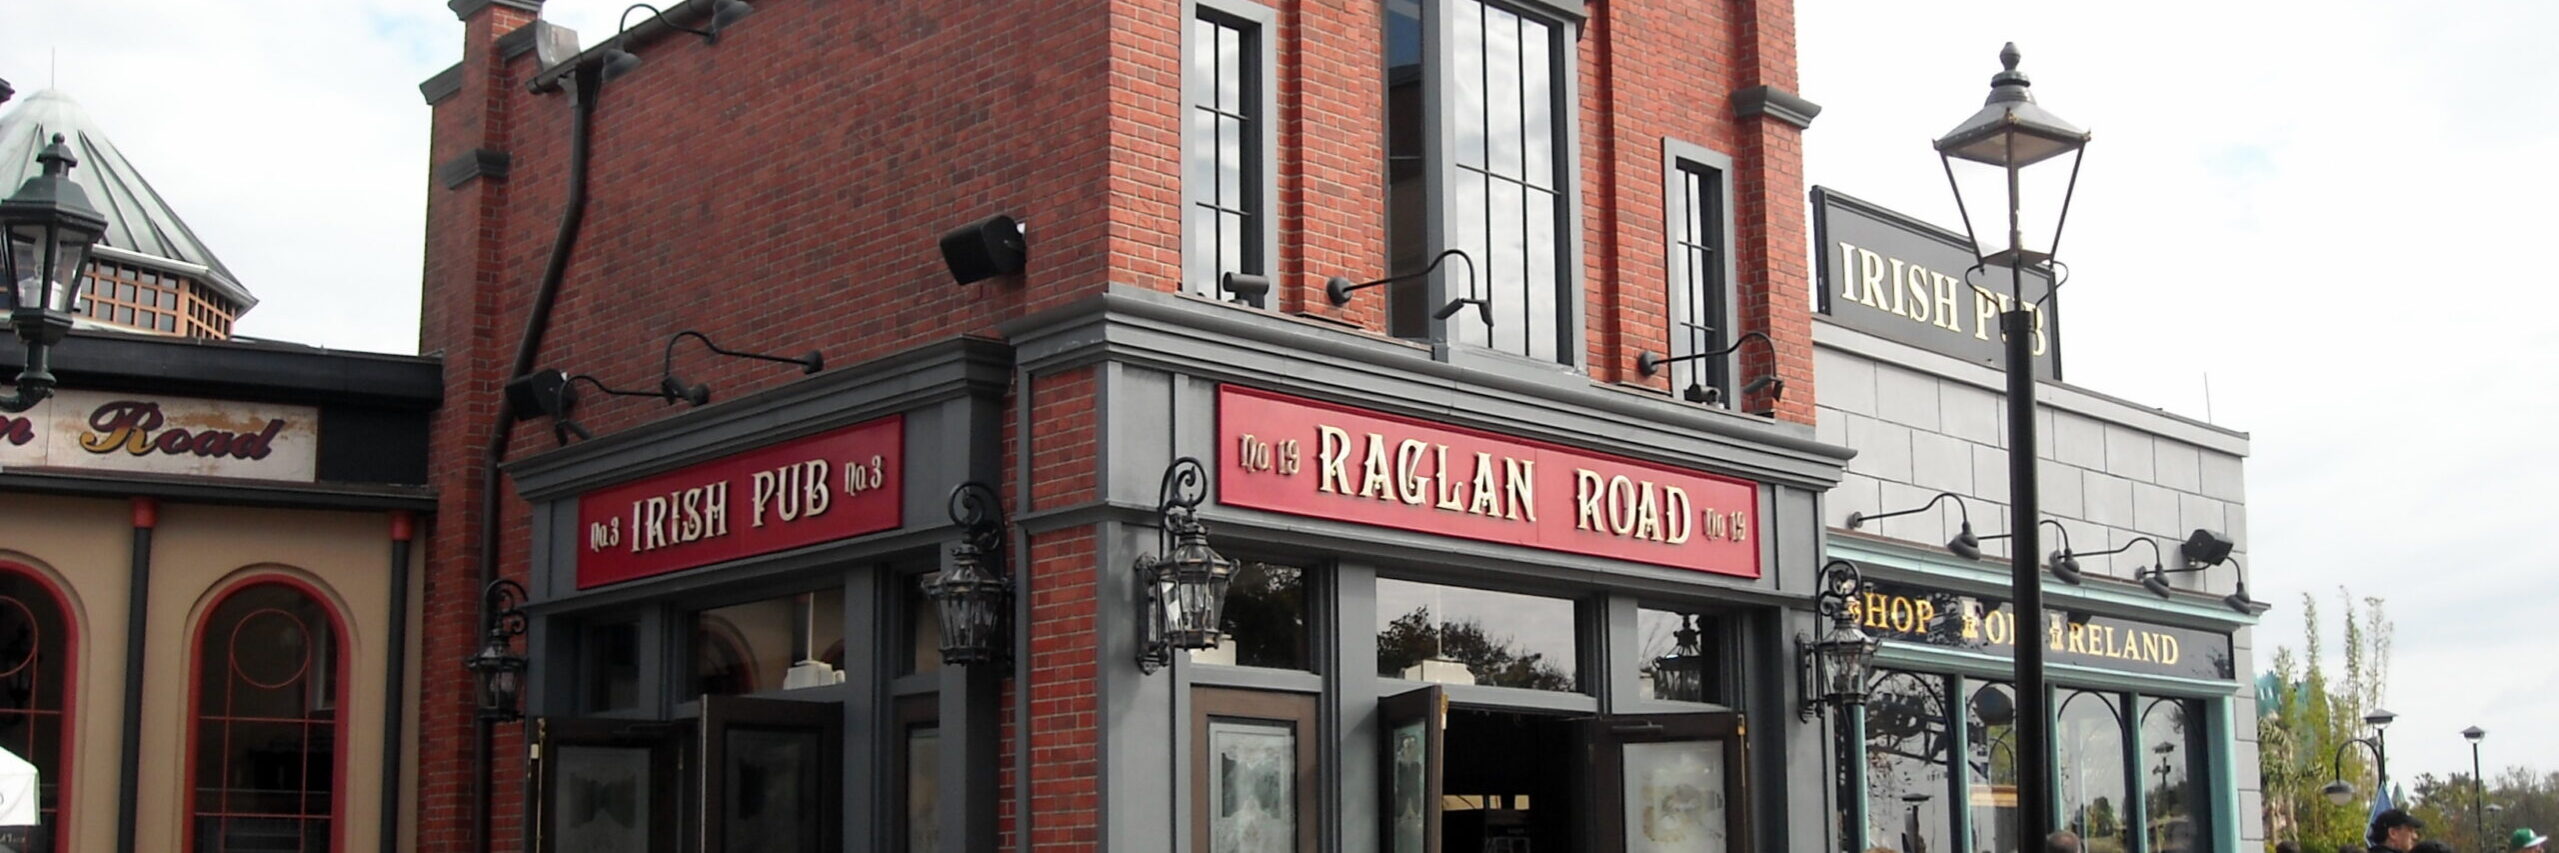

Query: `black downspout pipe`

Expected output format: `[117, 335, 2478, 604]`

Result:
[113, 498, 155, 853]
[382, 511, 416, 853]
[473, 62, 602, 853]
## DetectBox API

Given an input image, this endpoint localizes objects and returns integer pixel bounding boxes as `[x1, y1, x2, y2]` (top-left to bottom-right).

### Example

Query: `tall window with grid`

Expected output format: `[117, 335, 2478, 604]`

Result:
[190, 582, 342, 852]
[1183, 6, 1265, 306]
[1668, 159, 1732, 399]
[0, 568, 71, 845]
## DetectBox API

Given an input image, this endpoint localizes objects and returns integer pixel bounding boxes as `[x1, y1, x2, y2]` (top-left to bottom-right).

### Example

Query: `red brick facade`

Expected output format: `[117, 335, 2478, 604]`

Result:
[414, 0, 1808, 849]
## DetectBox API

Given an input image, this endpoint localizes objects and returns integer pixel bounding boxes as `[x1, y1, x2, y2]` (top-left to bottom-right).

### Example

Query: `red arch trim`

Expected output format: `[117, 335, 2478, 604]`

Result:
[178, 574, 352, 853]
[0, 562, 77, 852]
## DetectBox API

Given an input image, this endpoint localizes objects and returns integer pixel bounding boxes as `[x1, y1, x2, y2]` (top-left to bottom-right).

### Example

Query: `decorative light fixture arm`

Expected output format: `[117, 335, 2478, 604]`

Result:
[920, 481, 1013, 666]
[1844, 491, 1971, 531]
[2328, 735, 2387, 788]
[1133, 457, 1241, 674]
[463, 579, 531, 723]
[658, 329, 824, 406]
[2056, 535, 2164, 571]
[1797, 559, 1879, 720]
[1634, 331, 1786, 409]
[1323, 248, 1491, 327]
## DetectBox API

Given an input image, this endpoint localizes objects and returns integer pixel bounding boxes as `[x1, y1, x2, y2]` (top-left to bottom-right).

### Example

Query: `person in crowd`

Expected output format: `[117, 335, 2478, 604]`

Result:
[2369, 809, 2425, 853]
[2045, 830, 2081, 853]
[2414, 841, 2454, 853]
[2275, 841, 2300, 853]
[2510, 829, 2548, 853]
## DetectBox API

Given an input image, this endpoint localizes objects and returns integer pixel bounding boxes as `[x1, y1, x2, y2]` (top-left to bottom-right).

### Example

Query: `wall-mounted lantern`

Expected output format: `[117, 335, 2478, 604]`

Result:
[1799, 560, 1878, 719]
[1134, 457, 1237, 674]
[464, 579, 530, 723]
[921, 482, 1012, 666]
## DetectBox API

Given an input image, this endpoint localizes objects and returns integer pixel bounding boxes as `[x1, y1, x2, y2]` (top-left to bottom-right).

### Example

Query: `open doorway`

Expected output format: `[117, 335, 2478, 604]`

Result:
[1441, 709, 1579, 853]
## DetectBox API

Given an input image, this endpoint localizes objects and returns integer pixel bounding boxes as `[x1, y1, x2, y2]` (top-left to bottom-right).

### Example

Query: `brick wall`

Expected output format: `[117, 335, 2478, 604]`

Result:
[414, 0, 1805, 849]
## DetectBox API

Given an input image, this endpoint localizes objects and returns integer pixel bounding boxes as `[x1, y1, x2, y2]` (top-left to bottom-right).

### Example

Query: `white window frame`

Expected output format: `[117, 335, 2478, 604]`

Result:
[1180, 0, 1280, 308]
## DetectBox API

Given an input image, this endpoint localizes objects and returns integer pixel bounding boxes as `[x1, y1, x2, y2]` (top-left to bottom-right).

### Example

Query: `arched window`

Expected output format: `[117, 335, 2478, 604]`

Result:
[190, 581, 342, 852]
[0, 566, 73, 842]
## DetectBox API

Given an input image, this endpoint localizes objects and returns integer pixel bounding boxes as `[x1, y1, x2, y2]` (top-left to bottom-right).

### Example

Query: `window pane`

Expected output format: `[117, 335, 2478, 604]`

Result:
[0, 573, 70, 836]
[2058, 690, 2129, 853]
[906, 726, 940, 853]
[2141, 698, 2207, 853]
[1866, 671, 1952, 853]
[1208, 719, 1297, 853]
[1489, 178, 1526, 352]
[1620, 740, 1725, 853]
[1451, 170, 1491, 347]
[1525, 187, 1558, 362]
[695, 588, 845, 696]
[1375, 578, 1576, 692]
[1634, 608, 1722, 703]
[1191, 560, 1310, 670]
[194, 584, 338, 850]
[1452, 1, 1486, 170]
[1485, 7, 1523, 179]
[1521, 18, 1553, 187]
[1966, 683, 2019, 853]
[905, 579, 943, 676]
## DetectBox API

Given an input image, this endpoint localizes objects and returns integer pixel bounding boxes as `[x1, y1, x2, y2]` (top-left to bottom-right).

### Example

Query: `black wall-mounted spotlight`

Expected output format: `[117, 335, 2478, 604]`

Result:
[1324, 248, 1489, 327]
[1219, 272, 1271, 306]
[2135, 529, 2244, 602]
[2180, 528, 2235, 568]
[1982, 519, 2081, 584]
[660, 330, 824, 407]
[1845, 492, 1983, 560]
[2218, 558, 2256, 614]
[600, 1, 754, 81]
[941, 214, 1028, 285]
[2053, 534, 2164, 588]
[507, 368, 710, 444]
[1636, 330, 1782, 408]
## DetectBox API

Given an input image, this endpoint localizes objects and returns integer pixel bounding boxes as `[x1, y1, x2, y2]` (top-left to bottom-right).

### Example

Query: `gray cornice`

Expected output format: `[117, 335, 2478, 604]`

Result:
[0, 469, 438, 513]
[419, 63, 464, 106]
[506, 337, 1012, 500]
[434, 148, 511, 189]
[449, 0, 543, 20]
[999, 285, 1855, 490]
[1734, 85, 1823, 130]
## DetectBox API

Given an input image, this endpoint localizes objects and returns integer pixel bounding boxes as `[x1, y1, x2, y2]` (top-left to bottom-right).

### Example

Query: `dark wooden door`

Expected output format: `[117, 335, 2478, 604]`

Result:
[1380, 685, 1446, 853]
[531, 716, 687, 853]
[1590, 712, 1748, 853]
[698, 695, 842, 853]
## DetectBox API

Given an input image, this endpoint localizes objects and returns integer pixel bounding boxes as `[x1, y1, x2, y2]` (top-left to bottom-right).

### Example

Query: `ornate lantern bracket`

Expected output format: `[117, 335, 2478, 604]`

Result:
[1797, 560, 1878, 721]
[464, 579, 531, 723]
[920, 481, 1012, 666]
[1134, 457, 1238, 674]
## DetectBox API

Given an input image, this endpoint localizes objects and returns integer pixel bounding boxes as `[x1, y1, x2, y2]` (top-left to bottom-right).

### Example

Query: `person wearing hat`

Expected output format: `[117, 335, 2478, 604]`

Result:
[2510, 828, 2548, 853]
[2369, 809, 2425, 853]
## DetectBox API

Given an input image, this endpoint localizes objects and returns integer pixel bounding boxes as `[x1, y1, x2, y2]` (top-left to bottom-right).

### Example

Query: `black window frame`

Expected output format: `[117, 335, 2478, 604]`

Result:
[1385, 0, 1585, 367]
[1181, 0, 1280, 308]
[1664, 142, 1740, 403]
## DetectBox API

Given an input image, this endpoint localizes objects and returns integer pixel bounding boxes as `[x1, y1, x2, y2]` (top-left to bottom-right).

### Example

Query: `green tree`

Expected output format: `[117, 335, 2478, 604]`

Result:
[1375, 606, 1574, 691]
[2258, 589, 2393, 853]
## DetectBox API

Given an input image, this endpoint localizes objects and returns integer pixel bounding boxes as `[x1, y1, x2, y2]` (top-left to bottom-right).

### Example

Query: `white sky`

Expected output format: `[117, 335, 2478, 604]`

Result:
[5, 0, 2551, 787]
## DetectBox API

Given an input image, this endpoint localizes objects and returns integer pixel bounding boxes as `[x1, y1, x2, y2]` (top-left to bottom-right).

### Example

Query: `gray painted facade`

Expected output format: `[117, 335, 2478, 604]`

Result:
[1814, 317, 2264, 853]
[495, 287, 1879, 852]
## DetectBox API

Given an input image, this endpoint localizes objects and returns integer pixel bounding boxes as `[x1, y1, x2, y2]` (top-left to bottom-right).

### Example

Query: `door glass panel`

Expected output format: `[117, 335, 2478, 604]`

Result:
[2141, 698, 2206, 853]
[695, 588, 845, 695]
[2058, 691, 2128, 853]
[1209, 719, 1297, 853]
[1621, 740, 1726, 853]
[1967, 683, 2019, 853]
[552, 744, 653, 850]
[907, 726, 940, 853]
[1192, 560, 1310, 670]
[1389, 717, 1431, 853]
[724, 727, 821, 851]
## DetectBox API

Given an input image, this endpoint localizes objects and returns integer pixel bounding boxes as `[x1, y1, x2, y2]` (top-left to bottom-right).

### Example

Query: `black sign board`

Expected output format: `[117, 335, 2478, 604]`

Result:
[1811, 186, 2063, 379]
[1853, 578, 2234, 681]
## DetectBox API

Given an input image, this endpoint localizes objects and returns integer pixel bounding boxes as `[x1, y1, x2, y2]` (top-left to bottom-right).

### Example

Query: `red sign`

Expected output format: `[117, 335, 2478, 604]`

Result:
[576, 416, 904, 588]
[1218, 387, 1760, 578]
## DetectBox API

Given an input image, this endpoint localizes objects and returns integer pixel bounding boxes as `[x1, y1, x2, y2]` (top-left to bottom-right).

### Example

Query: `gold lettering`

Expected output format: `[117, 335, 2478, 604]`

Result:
[1889, 597, 1916, 633]
[1731, 509, 1748, 543]
[750, 470, 779, 528]
[1916, 600, 1937, 633]
[1504, 458, 1535, 522]
[1575, 469, 1604, 530]
[1434, 445, 1466, 511]
[802, 460, 832, 517]
[1662, 486, 1692, 544]
[1318, 425, 1353, 494]
[1960, 604, 1981, 640]
[1973, 285, 2002, 342]
[1359, 433, 1393, 499]
[1984, 611, 2011, 646]
[1864, 593, 1892, 630]
[1631, 482, 1662, 541]
[2161, 636, 2180, 665]
[1931, 272, 1962, 332]
[1606, 475, 1637, 536]
[1887, 257, 1912, 317]
[679, 488, 703, 541]
[705, 482, 729, 537]
[1468, 453, 1501, 516]
[1900, 259, 1931, 322]
[1395, 439, 1430, 506]
[1856, 247, 1888, 309]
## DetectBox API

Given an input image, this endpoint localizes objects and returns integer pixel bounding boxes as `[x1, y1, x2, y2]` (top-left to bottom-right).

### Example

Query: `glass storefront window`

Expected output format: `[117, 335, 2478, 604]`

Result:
[905, 579, 942, 676]
[1866, 671, 1951, 853]
[2058, 690, 2129, 853]
[1634, 608, 1723, 703]
[1192, 560, 1311, 670]
[2140, 699, 2207, 853]
[692, 588, 846, 696]
[1965, 683, 2018, 853]
[1375, 579, 1577, 692]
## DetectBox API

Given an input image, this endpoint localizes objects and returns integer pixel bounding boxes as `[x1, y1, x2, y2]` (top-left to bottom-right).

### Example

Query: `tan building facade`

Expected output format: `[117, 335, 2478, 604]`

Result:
[0, 332, 437, 852]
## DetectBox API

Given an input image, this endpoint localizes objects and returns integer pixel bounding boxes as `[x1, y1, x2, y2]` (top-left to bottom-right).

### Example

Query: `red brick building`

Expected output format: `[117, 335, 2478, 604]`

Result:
[413, 0, 1847, 849]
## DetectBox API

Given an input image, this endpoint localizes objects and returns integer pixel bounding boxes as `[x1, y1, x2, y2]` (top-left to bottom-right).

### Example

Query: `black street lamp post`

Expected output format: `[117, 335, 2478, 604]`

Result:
[2323, 708, 2397, 806]
[2465, 725, 2488, 852]
[1933, 43, 2090, 846]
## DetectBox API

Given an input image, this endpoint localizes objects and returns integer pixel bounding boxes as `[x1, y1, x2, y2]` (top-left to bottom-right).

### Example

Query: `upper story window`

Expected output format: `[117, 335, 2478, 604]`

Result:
[1385, 0, 1578, 364]
[1666, 147, 1738, 400]
[1183, 0, 1277, 307]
